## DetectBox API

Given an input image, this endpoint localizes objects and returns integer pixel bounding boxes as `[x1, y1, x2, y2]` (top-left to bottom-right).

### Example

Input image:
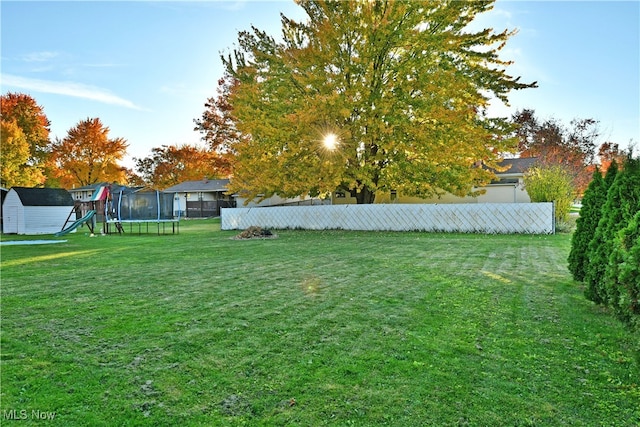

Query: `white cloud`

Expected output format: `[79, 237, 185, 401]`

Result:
[20, 51, 60, 62]
[159, 83, 188, 95]
[81, 62, 125, 68]
[1, 74, 143, 110]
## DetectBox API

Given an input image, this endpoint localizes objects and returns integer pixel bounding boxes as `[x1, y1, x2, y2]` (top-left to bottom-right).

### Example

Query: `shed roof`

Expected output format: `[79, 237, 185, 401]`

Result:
[164, 179, 230, 193]
[10, 187, 74, 206]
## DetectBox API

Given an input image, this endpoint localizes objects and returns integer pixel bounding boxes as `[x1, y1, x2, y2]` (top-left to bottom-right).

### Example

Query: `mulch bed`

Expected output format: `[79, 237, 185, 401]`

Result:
[232, 226, 278, 240]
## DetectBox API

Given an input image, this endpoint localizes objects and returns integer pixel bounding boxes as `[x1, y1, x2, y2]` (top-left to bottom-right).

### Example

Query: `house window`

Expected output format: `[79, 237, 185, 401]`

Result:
[390, 190, 397, 201]
[334, 191, 345, 198]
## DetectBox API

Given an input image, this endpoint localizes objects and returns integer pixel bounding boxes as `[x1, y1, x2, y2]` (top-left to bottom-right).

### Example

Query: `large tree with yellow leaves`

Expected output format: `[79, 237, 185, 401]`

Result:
[206, 0, 536, 203]
[0, 92, 50, 187]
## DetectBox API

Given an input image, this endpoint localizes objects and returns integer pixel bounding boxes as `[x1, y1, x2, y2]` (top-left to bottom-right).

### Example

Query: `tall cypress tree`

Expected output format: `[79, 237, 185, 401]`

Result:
[602, 156, 640, 314]
[583, 161, 618, 303]
[568, 168, 605, 282]
[613, 210, 640, 329]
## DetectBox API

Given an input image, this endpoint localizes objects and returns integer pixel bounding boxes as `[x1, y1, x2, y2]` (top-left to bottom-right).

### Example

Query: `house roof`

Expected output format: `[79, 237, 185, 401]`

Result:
[68, 182, 136, 192]
[500, 157, 538, 173]
[67, 183, 142, 197]
[496, 157, 538, 175]
[68, 182, 107, 191]
[10, 187, 74, 206]
[163, 179, 230, 193]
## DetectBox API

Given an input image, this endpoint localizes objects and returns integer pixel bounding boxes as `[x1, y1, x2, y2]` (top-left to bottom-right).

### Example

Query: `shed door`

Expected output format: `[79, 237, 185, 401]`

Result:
[3, 207, 19, 234]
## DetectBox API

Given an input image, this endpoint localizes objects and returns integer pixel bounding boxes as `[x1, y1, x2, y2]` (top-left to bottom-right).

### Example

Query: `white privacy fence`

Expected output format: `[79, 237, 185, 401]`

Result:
[221, 203, 555, 234]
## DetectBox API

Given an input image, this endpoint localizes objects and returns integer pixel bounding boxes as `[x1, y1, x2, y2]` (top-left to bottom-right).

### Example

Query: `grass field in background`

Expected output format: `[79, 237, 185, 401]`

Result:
[1, 219, 638, 426]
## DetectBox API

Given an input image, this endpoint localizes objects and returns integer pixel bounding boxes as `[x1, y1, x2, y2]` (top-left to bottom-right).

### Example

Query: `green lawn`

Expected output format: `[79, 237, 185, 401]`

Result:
[1, 219, 638, 426]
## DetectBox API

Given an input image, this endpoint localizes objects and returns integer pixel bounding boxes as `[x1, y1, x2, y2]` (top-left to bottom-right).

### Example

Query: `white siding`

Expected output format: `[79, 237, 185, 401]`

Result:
[378, 182, 531, 205]
[23, 206, 73, 235]
[482, 183, 531, 203]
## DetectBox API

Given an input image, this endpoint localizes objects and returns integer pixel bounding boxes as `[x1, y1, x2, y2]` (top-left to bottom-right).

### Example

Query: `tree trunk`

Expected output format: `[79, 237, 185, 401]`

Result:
[355, 185, 376, 204]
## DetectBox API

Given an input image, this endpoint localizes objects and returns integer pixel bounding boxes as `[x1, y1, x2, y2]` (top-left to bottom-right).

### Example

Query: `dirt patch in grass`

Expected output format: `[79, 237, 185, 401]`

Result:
[219, 394, 253, 416]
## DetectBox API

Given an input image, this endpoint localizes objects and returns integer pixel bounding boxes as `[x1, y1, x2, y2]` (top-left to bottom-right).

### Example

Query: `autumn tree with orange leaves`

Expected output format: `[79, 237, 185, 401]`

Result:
[512, 108, 602, 194]
[597, 142, 627, 173]
[49, 117, 128, 188]
[134, 144, 231, 190]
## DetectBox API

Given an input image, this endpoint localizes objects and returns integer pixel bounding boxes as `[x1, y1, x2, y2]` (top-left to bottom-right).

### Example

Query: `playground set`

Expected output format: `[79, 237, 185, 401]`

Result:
[56, 185, 179, 237]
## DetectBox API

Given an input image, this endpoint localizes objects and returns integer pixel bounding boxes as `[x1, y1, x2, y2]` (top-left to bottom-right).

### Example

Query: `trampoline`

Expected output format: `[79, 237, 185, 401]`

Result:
[104, 188, 180, 235]
[105, 219, 179, 235]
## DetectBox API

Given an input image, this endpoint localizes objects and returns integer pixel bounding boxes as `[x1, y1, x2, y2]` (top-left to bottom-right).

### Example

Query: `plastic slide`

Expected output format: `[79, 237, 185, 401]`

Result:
[55, 210, 96, 237]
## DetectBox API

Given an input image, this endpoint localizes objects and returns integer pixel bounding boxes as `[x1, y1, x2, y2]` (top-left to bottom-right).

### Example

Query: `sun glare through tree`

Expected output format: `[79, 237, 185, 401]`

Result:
[323, 133, 338, 151]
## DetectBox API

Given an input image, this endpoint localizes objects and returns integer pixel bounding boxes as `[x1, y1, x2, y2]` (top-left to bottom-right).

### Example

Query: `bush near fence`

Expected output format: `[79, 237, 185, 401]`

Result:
[221, 203, 555, 234]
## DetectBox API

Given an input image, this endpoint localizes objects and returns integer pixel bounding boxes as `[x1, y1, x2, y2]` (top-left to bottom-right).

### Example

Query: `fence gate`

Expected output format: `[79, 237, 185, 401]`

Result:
[186, 201, 217, 218]
[186, 200, 236, 218]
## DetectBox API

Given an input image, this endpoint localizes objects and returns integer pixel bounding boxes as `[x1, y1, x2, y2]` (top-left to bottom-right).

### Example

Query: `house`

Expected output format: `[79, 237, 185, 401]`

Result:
[67, 182, 107, 203]
[231, 158, 537, 207]
[163, 178, 236, 218]
[357, 157, 538, 205]
[483, 157, 538, 202]
[2, 187, 75, 235]
[67, 182, 136, 206]
[169, 158, 537, 210]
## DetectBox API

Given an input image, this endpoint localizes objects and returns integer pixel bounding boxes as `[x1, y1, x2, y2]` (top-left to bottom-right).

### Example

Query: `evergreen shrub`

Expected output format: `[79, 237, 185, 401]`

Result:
[578, 155, 640, 329]
[583, 162, 619, 304]
[610, 211, 640, 329]
[568, 168, 605, 282]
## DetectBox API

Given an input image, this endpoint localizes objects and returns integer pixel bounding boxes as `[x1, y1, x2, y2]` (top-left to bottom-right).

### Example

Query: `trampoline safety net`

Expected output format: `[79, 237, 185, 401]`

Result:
[112, 189, 174, 221]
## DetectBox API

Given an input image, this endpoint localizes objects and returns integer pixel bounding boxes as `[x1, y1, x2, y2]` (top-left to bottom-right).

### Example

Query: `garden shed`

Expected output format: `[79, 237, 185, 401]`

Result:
[2, 187, 75, 235]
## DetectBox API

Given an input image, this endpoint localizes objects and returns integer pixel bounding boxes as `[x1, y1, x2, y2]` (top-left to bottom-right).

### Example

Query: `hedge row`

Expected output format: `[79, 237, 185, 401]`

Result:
[568, 156, 640, 329]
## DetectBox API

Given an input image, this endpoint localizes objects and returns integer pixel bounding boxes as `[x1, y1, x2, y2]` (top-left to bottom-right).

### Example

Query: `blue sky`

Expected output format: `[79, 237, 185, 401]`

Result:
[2, 1, 638, 169]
